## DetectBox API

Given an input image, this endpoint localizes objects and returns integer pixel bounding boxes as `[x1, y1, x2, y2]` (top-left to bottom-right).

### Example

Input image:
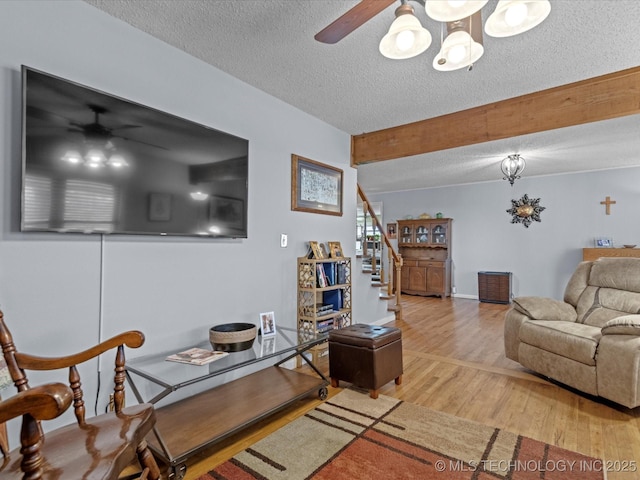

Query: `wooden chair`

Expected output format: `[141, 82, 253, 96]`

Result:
[0, 310, 161, 480]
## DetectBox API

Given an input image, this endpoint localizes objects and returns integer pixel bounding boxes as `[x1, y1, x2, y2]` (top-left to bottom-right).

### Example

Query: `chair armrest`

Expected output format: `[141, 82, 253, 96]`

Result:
[512, 296, 577, 322]
[14, 331, 145, 370]
[0, 382, 72, 424]
[602, 315, 640, 336]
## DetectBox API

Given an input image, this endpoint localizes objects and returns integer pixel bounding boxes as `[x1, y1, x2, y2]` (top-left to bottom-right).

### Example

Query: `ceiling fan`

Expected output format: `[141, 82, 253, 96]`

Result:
[68, 104, 166, 150]
[314, 0, 397, 45]
[315, 0, 551, 71]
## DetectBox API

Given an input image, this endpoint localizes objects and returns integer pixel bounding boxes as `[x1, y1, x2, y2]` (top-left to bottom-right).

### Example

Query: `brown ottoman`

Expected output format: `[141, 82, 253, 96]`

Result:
[328, 324, 403, 399]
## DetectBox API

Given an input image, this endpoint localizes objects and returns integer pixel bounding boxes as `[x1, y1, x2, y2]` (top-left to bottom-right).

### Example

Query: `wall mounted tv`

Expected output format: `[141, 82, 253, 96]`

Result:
[21, 66, 249, 238]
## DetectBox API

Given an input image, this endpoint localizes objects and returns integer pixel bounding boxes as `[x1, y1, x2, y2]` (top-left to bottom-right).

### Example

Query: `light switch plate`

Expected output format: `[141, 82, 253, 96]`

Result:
[280, 234, 288, 248]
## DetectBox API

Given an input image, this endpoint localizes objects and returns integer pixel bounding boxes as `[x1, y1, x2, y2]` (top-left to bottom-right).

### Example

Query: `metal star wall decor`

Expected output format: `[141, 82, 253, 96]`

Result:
[507, 194, 545, 228]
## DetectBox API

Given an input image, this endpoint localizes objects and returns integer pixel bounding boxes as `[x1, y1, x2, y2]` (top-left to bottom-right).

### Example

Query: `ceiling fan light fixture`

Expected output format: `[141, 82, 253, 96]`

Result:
[485, 0, 551, 37]
[107, 154, 128, 168]
[501, 154, 526, 186]
[433, 29, 483, 71]
[379, 4, 432, 59]
[425, 0, 488, 22]
[190, 191, 209, 201]
[61, 150, 83, 164]
[84, 148, 107, 168]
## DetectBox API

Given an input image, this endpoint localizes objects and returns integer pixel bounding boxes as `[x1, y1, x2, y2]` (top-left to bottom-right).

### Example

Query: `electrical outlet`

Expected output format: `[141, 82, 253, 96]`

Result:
[280, 234, 288, 248]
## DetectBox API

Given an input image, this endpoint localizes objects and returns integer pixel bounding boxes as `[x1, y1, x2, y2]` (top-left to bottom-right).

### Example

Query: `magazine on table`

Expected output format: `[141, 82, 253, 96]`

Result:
[166, 347, 229, 365]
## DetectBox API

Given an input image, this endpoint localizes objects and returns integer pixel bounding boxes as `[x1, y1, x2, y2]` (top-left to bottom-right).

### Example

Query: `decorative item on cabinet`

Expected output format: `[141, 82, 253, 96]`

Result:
[396, 218, 452, 298]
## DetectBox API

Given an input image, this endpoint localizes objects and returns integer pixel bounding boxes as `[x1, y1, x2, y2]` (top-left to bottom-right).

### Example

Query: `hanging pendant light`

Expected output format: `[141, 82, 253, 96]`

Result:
[501, 154, 526, 186]
[485, 0, 551, 37]
[380, 3, 432, 59]
[425, 0, 488, 22]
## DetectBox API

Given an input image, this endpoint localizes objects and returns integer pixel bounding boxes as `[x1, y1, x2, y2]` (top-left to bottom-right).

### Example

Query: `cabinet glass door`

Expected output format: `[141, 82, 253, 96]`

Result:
[415, 224, 429, 244]
[432, 223, 447, 245]
[400, 224, 413, 244]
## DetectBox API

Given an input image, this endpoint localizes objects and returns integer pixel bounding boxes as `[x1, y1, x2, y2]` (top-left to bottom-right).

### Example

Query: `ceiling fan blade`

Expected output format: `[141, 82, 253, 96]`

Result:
[26, 105, 73, 125]
[111, 124, 142, 131]
[115, 134, 169, 150]
[315, 0, 397, 44]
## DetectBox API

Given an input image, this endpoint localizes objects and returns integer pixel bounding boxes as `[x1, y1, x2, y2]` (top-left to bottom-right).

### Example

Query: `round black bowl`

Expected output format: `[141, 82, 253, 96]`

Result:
[209, 322, 257, 352]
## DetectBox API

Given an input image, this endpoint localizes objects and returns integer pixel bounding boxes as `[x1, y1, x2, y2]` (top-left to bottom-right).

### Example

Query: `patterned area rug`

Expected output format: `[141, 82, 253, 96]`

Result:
[199, 388, 605, 480]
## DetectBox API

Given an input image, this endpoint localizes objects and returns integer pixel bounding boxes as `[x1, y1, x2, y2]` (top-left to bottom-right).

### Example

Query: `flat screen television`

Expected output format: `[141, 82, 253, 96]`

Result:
[21, 66, 249, 238]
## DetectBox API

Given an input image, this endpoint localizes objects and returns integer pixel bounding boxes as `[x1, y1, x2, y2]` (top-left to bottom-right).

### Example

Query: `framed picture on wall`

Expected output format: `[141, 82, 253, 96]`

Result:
[387, 223, 397, 239]
[291, 154, 343, 216]
[148, 193, 171, 221]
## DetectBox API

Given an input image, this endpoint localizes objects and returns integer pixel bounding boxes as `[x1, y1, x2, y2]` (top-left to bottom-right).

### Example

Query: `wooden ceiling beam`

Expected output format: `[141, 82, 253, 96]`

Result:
[351, 66, 640, 165]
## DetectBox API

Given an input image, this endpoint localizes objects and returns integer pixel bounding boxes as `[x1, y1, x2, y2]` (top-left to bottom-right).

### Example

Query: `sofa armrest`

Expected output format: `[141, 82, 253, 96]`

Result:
[602, 315, 640, 336]
[512, 296, 577, 322]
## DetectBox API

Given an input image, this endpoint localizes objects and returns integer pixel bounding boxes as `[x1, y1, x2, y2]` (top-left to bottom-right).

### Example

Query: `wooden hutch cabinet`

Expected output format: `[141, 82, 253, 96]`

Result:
[397, 218, 452, 298]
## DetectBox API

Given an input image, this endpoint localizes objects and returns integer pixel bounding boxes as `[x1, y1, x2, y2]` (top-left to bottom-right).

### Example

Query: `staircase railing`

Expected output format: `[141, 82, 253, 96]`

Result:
[357, 184, 403, 320]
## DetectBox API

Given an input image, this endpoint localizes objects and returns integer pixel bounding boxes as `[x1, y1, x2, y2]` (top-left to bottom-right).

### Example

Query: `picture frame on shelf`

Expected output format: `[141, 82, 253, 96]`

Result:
[291, 154, 343, 216]
[309, 241, 324, 259]
[259, 311, 276, 337]
[595, 237, 613, 248]
[328, 241, 343, 258]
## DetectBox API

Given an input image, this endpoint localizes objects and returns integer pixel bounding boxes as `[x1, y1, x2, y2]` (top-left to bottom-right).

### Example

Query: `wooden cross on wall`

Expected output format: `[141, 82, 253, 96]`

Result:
[600, 196, 616, 215]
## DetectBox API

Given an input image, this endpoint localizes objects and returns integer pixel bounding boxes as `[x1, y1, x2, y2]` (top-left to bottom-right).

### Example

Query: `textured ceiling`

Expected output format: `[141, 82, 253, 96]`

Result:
[83, 0, 640, 193]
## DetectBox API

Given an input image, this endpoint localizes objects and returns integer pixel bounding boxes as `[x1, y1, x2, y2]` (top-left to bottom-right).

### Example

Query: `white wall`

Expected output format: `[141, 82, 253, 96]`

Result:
[370, 167, 640, 301]
[0, 1, 387, 437]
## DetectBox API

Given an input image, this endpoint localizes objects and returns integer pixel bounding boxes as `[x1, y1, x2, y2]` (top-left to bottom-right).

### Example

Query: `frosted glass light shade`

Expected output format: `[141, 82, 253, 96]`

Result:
[84, 149, 107, 167]
[425, 0, 488, 22]
[61, 150, 83, 164]
[433, 30, 484, 71]
[190, 191, 209, 201]
[380, 12, 432, 59]
[107, 154, 128, 168]
[485, 0, 551, 37]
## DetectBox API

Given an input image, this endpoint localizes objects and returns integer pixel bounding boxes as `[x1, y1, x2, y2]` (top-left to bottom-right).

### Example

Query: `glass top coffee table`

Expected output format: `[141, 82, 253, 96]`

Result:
[126, 326, 328, 480]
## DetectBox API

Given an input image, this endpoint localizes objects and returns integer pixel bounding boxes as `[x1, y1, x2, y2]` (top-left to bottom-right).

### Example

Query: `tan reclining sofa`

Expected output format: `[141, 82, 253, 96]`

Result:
[504, 257, 640, 408]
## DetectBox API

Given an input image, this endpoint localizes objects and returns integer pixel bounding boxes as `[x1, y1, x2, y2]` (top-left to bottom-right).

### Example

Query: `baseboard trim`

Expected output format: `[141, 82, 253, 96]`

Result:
[452, 293, 478, 300]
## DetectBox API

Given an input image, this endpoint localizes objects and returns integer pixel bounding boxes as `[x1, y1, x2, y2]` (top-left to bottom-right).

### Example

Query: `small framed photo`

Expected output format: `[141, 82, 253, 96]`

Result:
[309, 241, 324, 259]
[387, 223, 397, 239]
[595, 237, 613, 248]
[328, 241, 343, 258]
[259, 311, 276, 337]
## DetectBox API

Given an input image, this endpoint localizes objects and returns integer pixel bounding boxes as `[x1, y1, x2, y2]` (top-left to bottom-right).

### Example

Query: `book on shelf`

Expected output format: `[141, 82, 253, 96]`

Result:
[316, 264, 328, 287]
[337, 262, 347, 284]
[323, 262, 336, 286]
[166, 347, 229, 365]
[323, 289, 343, 312]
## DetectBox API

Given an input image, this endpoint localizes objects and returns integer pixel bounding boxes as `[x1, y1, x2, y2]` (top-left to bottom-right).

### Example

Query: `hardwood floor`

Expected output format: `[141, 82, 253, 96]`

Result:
[175, 296, 640, 480]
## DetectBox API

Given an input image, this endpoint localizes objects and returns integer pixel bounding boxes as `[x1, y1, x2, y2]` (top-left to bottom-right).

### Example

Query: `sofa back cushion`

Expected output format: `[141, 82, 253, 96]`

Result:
[564, 261, 592, 307]
[574, 258, 640, 327]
